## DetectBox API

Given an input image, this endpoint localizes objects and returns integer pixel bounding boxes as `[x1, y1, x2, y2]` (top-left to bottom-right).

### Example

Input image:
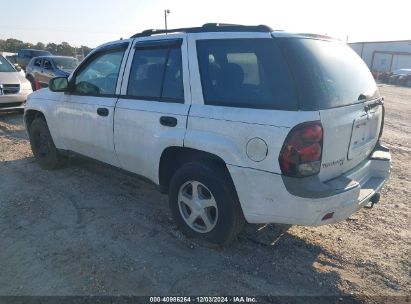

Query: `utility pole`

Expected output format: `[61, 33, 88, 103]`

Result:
[164, 9, 170, 33]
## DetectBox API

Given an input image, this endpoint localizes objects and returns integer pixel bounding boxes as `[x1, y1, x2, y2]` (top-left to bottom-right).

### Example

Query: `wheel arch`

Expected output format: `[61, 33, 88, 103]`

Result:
[24, 109, 46, 132]
[158, 146, 232, 194]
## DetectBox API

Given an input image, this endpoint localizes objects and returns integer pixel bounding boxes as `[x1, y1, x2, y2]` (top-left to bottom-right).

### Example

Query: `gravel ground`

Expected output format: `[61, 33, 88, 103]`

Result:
[0, 85, 409, 302]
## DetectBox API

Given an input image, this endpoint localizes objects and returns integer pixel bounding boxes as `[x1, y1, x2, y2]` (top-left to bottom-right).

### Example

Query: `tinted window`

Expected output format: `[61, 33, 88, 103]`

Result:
[161, 48, 184, 100]
[43, 59, 52, 69]
[127, 47, 184, 102]
[277, 38, 380, 110]
[74, 50, 125, 95]
[34, 58, 42, 67]
[196, 39, 297, 110]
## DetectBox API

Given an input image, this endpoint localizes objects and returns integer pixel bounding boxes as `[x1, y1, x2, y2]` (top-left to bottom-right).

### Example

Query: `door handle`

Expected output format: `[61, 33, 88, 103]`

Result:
[159, 116, 177, 127]
[97, 107, 109, 117]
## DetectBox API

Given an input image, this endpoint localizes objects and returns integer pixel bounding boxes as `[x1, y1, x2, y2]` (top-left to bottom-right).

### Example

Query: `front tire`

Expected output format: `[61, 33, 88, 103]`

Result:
[169, 161, 245, 245]
[29, 118, 65, 170]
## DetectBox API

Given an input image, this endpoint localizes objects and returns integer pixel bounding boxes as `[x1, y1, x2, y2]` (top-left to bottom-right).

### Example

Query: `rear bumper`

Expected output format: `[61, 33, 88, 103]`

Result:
[228, 144, 391, 225]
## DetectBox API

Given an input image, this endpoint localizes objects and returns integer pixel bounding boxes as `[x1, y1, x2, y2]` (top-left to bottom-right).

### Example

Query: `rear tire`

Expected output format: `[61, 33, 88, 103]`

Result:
[406, 79, 411, 88]
[169, 161, 245, 245]
[29, 118, 65, 170]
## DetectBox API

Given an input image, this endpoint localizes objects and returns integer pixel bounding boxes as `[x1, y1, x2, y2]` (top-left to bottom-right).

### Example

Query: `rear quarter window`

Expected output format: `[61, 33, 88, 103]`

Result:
[277, 38, 380, 110]
[196, 38, 298, 110]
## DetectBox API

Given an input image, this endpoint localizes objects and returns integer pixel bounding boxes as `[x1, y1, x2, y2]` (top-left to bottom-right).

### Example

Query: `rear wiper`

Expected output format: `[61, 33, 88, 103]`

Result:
[358, 93, 371, 101]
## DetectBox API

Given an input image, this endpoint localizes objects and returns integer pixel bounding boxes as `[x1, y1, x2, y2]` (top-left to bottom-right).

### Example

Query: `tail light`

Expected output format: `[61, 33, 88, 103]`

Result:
[279, 121, 323, 177]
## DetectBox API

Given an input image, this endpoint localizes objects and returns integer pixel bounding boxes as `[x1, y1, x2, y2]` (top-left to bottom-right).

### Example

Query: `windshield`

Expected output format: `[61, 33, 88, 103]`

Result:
[53, 57, 79, 70]
[278, 38, 380, 110]
[0, 55, 16, 72]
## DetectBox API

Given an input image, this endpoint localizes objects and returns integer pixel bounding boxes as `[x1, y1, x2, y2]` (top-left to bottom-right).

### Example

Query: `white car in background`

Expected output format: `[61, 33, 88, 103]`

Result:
[0, 55, 32, 111]
[24, 24, 391, 245]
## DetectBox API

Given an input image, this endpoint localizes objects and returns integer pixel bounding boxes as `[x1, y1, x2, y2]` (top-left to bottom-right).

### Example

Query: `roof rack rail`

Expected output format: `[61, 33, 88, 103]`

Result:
[130, 23, 273, 38]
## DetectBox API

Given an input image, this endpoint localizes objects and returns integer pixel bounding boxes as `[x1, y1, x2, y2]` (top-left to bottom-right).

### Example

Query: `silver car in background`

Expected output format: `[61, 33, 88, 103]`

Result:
[0, 55, 32, 111]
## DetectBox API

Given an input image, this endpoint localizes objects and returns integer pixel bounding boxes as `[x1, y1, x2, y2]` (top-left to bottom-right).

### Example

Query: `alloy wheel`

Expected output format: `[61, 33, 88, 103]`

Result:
[177, 181, 218, 233]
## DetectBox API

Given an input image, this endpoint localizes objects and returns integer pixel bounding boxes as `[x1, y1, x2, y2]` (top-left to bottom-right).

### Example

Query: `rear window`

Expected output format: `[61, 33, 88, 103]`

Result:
[196, 39, 297, 110]
[277, 38, 380, 110]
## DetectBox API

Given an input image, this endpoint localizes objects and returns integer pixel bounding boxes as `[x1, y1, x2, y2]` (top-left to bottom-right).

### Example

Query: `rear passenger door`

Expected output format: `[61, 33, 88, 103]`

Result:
[114, 36, 191, 184]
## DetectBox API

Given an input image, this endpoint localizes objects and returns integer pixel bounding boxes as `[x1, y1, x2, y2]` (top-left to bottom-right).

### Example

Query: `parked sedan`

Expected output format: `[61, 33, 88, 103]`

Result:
[0, 55, 32, 111]
[396, 72, 411, 87]
[380, 68, 411, 84]
[26, 56, 79, 90]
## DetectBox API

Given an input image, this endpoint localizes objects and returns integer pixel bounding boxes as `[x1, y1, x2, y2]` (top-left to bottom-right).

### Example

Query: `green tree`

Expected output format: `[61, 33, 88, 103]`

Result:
[0, 37, 92, 57]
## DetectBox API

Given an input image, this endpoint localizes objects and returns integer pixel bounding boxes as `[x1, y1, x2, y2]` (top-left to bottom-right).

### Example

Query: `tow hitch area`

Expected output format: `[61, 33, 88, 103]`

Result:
[364, 193, 381, 209]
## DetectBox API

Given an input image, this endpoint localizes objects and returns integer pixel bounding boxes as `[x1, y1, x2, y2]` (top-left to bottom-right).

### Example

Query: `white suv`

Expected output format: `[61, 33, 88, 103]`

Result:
[24, 24, 391, 244]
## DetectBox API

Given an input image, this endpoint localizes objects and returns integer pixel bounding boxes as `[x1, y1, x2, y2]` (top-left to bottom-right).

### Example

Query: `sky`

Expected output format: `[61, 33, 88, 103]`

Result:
[0, 0, 410, 48]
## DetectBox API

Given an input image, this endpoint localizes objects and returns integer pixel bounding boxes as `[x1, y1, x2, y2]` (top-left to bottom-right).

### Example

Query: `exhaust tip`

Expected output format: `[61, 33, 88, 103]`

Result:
[364, 193, 381, 209]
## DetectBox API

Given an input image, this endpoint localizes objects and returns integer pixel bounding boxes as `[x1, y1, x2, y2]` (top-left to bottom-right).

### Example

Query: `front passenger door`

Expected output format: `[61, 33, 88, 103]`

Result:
[31, 58, 43, 83]
[57, 42, 130, 166]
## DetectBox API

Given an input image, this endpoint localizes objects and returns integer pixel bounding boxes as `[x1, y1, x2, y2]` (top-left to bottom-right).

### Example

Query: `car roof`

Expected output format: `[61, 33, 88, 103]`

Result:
[94, 24, 341, 60]
[129, 23, 340, 42]
[130, 23, 273, 38]
[20, 49, 51, 52]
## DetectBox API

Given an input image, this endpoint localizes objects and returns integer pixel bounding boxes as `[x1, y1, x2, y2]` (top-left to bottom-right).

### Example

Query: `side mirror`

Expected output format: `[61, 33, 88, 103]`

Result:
[14, 64, 22, 72]
[49, 77, 69, 92]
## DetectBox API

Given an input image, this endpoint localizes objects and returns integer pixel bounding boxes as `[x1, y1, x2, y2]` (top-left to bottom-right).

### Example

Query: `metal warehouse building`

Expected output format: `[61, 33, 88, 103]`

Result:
[349, 40, 411, 73]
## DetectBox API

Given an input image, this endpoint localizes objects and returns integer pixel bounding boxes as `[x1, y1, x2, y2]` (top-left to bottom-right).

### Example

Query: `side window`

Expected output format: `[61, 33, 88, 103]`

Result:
[162, 48, 184, 100]
[227, 53, 260, 86]
[43, 59, 52, 69]
[34, 58, 42, 67]
[73, 50, 125, 95]
[127, 46, 184, 102]
[196, 39, 297, 110]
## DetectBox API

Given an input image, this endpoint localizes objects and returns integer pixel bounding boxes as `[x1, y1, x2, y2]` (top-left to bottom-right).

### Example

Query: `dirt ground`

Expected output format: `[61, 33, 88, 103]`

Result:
[0, 85, 409, 302]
